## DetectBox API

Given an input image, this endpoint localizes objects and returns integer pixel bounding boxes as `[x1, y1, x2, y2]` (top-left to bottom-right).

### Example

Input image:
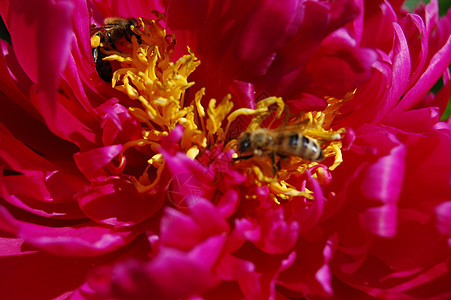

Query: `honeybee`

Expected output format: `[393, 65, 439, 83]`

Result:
[235, 128, 325, 173]
[90, 17, 140, 82]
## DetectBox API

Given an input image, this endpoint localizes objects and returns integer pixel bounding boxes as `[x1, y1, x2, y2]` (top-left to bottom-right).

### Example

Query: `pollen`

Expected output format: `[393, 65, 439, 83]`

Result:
[228, 95, 349, 203]
[101, 17, 238, 192]
[101, 15, 347, 205]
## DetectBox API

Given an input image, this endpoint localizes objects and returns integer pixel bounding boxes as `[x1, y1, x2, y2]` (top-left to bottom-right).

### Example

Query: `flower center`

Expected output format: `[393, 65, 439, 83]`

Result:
[90, 16, 348, 203]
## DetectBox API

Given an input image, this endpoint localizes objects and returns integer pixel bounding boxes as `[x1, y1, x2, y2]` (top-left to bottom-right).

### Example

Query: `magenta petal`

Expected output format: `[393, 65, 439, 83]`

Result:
[0, 126, 54, 174]
[95, 98, 141, 145]
[385, 107, 441, 132]
[160, 134, 215, 203]
[360, 133, 406, 238]
[229, 0, 304, 78]
[290, 170, 325, 232]
[8, 0, 74, 123]
[0, 238, 107, 300]
[188, 234, 227, 270]
[166, 0, 209, 29]
[226, 218, 261, 253]
[160, 124, 184, 154]
[160, 199, 229, 250]
[228, 81, 256, 109]
[394, 35, 451, 113]
[360, 136, 406, 204]
[0, 40, 33, 97]
[361, 0, 397, 52]
[96, 240, 222, 299]
[0, 174, 84, 219]
[0, 206, 140, 257]
[77, 178, 163, 228]
[277, 236, 337, 297]
[189, 199, 229, 237]
[215, 253, 257, 283]
[435, 201, 451, 236]
[160, 207, 204, 250]
[8, 0, 73, 83]
[285, 93, 328, 113]
[255, 208, 299, 254]
[305, 46, 377, 98]
[383, 22, 411, 117]
[216, 189, 239, 219]
[74, 145, 123, 180]
[432, 68, 451, 115]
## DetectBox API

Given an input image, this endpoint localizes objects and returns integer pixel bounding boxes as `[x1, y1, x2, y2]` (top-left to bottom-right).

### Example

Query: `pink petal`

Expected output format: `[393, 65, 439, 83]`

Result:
[7, 0, 73, 83]
[435, 201, 451, 236]
[360, 135, 406, 204]
[359, 131, 406, 238]
[361, 0, 397, 52]
[0, 40, 33, 96]
[216, 189, 239, 219]
[0, 174, 84, 219]
[394, 34, 451, 113]
[228, 80, 256, 109]
[255, 208, 299, 254]
[226, 218, 261, 253]
[74, 145, 123, 180]
[7, 0, 74, 125]
[77, 178, 164, 228]
[166, 0, 209, 29]
[0, 237, 97, 299]
[285, 93, 328, 114]
[95, 98, 141, 146]
[304, 46, 377, 99]
[188, 198, 229, 237]
[380, 22, 411, 121]
[290, 170, 325, 232]
[402, 14, 428, 90]
[400, 128, 451, 204]
[385, 107, 441, 132]
[91, 237, 223, 299]
[275, 237, 336, 298]
[160, 207, 204, 250]
[0, 206, 141, 257]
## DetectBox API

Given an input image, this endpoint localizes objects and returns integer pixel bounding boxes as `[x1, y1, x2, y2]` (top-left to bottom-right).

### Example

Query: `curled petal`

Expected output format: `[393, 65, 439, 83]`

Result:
[0, 173, 84, 219]
[74, 145, 123, 180]
[255, 208, 299, 254]
[77, 178, 163, 228]
[0, 206, 141, 257]
[95, 98, 142, 146]
[92, 236, 225, 299]
[394, 35, 451, 113]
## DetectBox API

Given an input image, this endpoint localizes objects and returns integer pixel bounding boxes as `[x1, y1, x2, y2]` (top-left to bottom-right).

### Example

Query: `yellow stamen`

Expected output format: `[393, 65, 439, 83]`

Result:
[95, 15, 350, 204]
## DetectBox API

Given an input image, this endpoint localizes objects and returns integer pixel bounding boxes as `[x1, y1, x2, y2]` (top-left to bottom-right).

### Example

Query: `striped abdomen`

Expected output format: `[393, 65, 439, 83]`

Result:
[274, 132, 324, 161]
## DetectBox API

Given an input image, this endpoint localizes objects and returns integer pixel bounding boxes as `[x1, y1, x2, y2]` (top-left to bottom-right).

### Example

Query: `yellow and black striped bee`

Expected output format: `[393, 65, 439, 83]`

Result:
[237, 128, 324, 162]
[90, 17, 140, 81]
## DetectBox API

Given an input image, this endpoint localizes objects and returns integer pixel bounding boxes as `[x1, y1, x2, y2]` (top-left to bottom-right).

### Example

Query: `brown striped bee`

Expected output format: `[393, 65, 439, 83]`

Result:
[235, 128, 325, 173]
[90, 17, 140, 82]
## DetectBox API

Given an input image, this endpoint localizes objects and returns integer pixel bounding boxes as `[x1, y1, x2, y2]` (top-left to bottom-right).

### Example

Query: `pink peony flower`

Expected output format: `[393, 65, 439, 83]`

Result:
[0, 0, 449, 299]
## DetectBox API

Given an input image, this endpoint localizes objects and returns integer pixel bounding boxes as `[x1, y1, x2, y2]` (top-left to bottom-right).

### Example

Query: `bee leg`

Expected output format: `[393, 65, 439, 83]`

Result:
[106, 32, 118, 50]
[93, 47, 113, 82]
[271, 152, 277, 175]
[233, 154, 254, 161]
[274, 154, 289, 175]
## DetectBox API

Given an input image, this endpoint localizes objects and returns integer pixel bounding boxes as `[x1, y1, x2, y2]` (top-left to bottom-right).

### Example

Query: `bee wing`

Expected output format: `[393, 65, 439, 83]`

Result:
[89, 25, 117, 36]
[270, 122, 309, 134]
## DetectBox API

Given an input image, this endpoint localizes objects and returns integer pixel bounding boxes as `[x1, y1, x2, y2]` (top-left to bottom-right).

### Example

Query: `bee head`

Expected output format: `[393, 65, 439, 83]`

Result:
[238, 132, 251, 153]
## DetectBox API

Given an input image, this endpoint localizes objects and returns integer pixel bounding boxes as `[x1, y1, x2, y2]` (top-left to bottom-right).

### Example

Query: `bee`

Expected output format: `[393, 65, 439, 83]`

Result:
[90, 17, 140, 82]
[235, 128, 325, 173]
